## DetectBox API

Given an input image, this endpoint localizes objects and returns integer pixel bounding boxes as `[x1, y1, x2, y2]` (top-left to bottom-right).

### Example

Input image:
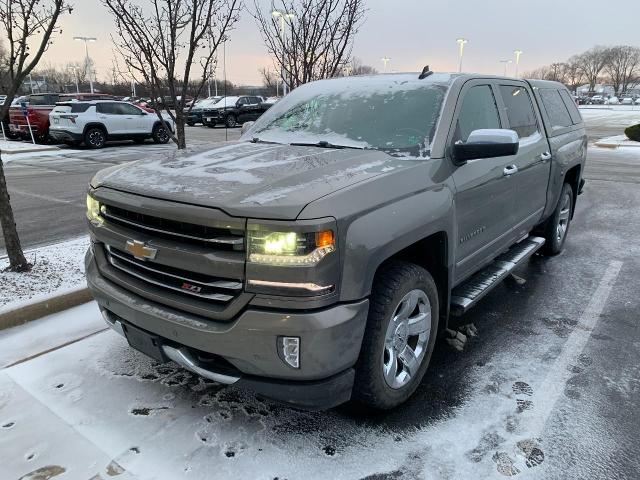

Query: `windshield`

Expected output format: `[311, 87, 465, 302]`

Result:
[249, 74, 450, 157]
[214, 96, 240, 108]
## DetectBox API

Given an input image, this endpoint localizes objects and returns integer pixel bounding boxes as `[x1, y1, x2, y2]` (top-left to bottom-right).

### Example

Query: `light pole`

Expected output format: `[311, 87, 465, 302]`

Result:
[500, 59, 513, 77]
[513, 50, 523, 78]
[456, 38, 468, 73]
[381, 56, 390, 73]
[70, 67, 80, 93]
[272, 10, 296, 96]
[74, 36, 97, 93]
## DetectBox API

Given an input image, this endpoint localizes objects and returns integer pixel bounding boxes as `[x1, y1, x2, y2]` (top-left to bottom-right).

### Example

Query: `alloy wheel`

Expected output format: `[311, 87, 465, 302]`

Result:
[556, 192, 571, 243]
[382, 289, 432, 389]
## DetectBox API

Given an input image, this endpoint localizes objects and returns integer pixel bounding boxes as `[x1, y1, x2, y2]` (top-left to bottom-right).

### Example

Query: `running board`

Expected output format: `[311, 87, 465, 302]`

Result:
[450, 236, 545, 316]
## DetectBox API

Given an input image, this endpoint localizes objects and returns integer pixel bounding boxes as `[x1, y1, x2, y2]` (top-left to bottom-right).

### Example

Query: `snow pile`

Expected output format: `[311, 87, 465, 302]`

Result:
[0, 236, 89, 311]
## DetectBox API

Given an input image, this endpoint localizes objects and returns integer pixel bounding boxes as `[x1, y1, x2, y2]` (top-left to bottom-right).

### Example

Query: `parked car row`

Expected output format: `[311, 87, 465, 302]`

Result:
[187, 95, 277, 128]
[576, 94, 640, 105]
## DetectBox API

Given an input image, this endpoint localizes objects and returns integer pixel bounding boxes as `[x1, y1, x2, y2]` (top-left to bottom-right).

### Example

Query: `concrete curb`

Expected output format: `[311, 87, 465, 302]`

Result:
[0, 145, 61, 155]
[0, 288, 92, 331]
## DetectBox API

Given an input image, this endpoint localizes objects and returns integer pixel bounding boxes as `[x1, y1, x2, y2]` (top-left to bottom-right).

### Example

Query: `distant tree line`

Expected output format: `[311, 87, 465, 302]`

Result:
[524, 45, 640, 95]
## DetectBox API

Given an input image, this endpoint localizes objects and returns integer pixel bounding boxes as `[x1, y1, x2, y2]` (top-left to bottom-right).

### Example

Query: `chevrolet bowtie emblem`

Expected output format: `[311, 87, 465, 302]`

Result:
[125, 240, 157, 261]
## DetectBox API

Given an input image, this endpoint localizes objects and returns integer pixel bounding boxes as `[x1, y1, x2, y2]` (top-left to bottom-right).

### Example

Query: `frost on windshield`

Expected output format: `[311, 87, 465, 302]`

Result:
[250, 74, 449, 158]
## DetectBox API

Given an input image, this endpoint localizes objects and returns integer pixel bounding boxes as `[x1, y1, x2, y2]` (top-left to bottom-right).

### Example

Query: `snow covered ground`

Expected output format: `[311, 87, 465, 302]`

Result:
[578, 106, 640, 128]
[0, 237, 88, 312]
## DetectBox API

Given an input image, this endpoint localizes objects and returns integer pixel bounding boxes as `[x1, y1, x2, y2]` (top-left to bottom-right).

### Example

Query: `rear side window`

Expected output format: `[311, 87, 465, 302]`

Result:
[499, 86, 539, 139]
[454, 85, 501, 142]
[96, 103, 118, 114]
[539, 90, 572, 130]
[558, 90, 583, 125]
[29, 94, 59, 106]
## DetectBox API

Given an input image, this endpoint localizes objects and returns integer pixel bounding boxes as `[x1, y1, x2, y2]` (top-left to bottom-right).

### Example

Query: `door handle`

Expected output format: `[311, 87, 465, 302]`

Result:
[540, 152, 552, 161]
[503, 165, 518, 176]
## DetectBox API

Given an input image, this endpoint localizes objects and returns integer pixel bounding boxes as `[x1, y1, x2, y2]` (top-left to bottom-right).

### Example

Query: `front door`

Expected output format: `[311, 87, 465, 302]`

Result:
[450, 81, 520, 284]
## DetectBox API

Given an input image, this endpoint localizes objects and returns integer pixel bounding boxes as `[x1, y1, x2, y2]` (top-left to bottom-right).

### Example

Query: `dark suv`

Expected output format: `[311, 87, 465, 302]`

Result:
[202, 96, 270, 128]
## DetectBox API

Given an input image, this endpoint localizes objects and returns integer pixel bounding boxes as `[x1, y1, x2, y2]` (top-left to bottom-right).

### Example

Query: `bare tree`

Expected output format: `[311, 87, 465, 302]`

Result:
[604, 45, 640, 95]
[102, 0, 242, 149]
[259, 67, 279, 96]
[576, 46, 610, 92]
[253, 0, 366, 89]
[349, 57, 377, 76]
[562, 57, 585, 94]
[0, 0, 72, 272]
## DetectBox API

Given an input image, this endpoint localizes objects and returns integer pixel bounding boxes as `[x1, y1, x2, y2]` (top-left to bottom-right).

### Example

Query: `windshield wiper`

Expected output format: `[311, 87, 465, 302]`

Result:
[250, 137, 280, 144]
[290, 140, 364, 150]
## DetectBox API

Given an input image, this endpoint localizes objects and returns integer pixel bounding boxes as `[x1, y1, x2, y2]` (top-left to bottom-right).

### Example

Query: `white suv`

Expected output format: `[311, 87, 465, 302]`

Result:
[49, 100, 174, 149]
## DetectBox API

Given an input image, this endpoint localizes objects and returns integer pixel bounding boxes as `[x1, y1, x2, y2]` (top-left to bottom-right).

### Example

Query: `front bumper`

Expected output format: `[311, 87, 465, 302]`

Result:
[85, 248, 368, 409]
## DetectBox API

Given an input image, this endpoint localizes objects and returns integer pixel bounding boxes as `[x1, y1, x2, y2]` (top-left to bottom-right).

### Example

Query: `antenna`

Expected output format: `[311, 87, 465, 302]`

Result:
[419, 66, 433, 80]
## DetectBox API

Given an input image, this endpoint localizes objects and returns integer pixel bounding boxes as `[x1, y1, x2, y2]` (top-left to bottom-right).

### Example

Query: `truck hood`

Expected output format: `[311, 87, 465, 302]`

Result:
[91, 142, 417, 219]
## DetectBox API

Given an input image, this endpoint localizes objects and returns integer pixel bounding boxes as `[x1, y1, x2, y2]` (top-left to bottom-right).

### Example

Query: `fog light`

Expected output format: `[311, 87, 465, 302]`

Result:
[278, 336, 300, 369]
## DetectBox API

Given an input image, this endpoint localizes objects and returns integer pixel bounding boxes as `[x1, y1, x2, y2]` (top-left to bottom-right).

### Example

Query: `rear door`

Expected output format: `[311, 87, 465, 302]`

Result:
[496, 83, 551, 237]
[449, 80, 520, 283]
[96, 102, 124, 134]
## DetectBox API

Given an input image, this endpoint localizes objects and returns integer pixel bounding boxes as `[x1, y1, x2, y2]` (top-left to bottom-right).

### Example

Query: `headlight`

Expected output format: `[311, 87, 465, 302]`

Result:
[86, 194, 104, 224]
[248, 229, 335, 266]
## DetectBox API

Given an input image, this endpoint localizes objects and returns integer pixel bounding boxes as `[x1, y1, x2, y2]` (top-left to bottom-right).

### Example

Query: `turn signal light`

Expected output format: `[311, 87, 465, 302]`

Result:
[316, 230, 334, 248]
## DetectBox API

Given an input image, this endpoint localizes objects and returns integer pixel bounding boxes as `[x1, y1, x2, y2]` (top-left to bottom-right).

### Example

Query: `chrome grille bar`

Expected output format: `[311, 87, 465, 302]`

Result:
[107, 247, 242, 291]
[107, 254, 235, 302]
[102, 211, 244, 247]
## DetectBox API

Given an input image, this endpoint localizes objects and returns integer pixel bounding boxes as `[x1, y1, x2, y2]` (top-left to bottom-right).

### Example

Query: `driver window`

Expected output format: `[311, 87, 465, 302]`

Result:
[454, 85, 501, 143]
[237, 97, 248, 106]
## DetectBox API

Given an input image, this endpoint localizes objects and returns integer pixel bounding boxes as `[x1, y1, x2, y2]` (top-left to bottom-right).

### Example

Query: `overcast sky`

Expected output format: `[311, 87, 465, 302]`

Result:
[44, 0, 640, 85]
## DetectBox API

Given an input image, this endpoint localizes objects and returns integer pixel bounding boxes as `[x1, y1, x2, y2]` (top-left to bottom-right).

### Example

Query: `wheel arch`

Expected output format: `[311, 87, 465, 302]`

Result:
[83, 122, 108, 137]
[564, 164, 581, 218]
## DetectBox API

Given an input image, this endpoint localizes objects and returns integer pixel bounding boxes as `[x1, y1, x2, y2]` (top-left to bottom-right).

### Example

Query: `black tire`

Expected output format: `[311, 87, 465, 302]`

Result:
[206, 123, 216, 128]
[152, 123, 170, 144]
[84, 127, 106, 149]
[225, 115, 237, 128]
[541, 182, 574, 255]
[352, 261, 439, 410]
[187, 122, 195, 127]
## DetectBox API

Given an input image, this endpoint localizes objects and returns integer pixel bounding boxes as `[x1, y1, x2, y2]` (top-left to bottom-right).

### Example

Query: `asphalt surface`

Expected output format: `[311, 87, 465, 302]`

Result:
[1, 126, 240, 253]
[1, 146, 639, 479]
[1, 111, 639, 479]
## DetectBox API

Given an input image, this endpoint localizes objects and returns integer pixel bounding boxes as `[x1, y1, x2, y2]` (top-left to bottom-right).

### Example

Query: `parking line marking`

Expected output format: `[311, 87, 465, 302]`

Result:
[529, 259, 623, 437]
[9, 188, 73, 204]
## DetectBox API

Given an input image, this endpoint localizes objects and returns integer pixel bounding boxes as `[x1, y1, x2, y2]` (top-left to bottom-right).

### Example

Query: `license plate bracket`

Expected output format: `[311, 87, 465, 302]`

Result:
[123, 323, 167, 363]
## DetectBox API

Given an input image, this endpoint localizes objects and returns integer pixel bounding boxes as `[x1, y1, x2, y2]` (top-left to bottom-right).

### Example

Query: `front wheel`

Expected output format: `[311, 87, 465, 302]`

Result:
[541, 182, 573, 255]
[152, 123, 170, 144]
[225, 115, 237, 128]
[353, 261, 439, 410]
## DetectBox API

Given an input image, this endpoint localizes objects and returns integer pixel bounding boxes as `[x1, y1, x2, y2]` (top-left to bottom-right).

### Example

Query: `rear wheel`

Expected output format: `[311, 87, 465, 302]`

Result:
[541, 182, 573, 255]
[152, 123, 170, 144]
[353, 261, 439, 410]
[84, 128, 106, 149]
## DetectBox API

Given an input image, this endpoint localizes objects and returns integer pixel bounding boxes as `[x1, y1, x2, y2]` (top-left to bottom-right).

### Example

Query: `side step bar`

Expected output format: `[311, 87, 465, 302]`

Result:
[450, 236, 545, 316]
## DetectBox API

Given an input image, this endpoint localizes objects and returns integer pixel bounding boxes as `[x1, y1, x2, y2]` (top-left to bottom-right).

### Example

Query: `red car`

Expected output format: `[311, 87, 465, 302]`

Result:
[9, 92, 114, 143]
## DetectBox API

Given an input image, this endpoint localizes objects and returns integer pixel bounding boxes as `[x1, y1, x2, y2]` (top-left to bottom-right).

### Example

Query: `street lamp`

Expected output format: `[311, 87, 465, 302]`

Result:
[272, 10, 295, 96]
[500, 59, 513, 77]
[513, 50, 523, 78]
[381, 56, 391, 73]
[456, 38, 468, 73]
[74, 36, 97, 93]
[70, 66, 80, 93]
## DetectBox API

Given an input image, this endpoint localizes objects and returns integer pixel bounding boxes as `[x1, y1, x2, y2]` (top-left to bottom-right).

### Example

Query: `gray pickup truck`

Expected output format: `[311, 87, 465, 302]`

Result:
[85, 71, 586, 410]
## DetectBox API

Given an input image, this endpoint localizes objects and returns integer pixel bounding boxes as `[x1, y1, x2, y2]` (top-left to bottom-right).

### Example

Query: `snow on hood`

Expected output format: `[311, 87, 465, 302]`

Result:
[90, 141, 414, 220]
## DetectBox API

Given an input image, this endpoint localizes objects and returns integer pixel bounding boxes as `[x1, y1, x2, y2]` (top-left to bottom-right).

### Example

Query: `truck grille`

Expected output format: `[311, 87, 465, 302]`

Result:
[102, 204, 244, 251]
[106, 246, 242, 304]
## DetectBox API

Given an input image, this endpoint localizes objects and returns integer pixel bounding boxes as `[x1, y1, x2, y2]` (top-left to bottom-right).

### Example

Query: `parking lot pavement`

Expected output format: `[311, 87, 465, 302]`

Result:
[1, 126, 241, 252]
[1, 154, 639, 479]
